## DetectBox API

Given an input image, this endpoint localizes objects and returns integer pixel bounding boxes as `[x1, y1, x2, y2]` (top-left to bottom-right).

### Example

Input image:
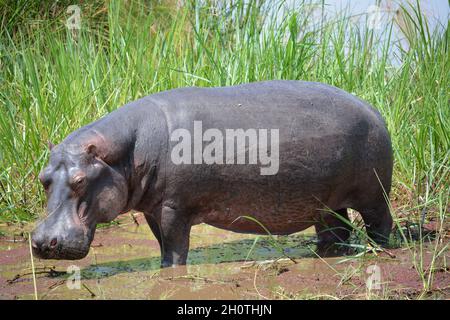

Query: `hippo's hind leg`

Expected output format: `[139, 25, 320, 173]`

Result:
[358, 202, 392, 246]
[315, 208, 352, 256]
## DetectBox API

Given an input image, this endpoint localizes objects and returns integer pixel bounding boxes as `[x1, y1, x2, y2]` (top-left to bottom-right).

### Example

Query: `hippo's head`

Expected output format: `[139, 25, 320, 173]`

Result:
[31, 138, 129, 260]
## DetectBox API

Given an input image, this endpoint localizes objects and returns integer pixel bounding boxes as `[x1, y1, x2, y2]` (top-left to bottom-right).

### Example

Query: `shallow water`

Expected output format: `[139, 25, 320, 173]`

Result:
[0, 214, 448, 299]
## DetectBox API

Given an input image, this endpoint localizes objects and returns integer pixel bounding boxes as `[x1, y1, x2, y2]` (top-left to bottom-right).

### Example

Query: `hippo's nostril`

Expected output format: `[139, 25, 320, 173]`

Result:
[49, 237, 58, 248]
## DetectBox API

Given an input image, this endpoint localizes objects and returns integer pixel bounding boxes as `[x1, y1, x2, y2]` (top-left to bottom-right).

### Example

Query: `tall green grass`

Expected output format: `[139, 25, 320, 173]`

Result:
[0, 0, 448, 227]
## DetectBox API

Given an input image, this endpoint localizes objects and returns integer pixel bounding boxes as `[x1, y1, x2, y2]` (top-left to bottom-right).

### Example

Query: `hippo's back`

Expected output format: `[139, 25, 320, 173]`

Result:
[143, 80, 392, 234]
[145, 80, 389, 146]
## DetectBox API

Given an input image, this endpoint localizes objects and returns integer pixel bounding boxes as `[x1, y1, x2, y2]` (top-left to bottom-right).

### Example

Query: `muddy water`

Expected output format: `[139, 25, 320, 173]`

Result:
[0, 213, 448, 299]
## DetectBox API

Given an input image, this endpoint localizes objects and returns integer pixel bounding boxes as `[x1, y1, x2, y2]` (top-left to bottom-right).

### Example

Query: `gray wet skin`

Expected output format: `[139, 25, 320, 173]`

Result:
[32, 80, 393, 267]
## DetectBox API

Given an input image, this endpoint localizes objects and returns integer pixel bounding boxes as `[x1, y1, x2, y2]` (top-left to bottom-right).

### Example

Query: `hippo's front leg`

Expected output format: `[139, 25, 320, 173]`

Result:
[145, 205, 192, 268]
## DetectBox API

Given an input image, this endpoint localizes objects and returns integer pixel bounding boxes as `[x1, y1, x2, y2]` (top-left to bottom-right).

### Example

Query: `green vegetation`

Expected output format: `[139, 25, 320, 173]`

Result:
[1, 1, 448, 223]
[0, 0, 448, 298]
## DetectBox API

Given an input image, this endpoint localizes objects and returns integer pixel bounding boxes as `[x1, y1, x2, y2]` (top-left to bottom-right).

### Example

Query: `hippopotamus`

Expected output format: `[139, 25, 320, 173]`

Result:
[31, 80, 393, 267]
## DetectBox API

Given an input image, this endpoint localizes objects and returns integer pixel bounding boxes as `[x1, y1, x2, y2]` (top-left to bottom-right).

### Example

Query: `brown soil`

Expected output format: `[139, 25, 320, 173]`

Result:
[0, 213, 448, 300]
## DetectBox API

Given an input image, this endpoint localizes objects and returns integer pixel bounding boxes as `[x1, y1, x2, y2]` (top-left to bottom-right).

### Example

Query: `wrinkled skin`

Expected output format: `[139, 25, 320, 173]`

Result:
[32, 142, 129, 259]
[32, 80, 393, 266]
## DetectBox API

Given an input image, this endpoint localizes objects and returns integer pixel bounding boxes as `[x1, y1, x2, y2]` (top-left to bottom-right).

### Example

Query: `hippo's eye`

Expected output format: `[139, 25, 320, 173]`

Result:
[71, 175, 86, 190]
[76, 176, 84, 183]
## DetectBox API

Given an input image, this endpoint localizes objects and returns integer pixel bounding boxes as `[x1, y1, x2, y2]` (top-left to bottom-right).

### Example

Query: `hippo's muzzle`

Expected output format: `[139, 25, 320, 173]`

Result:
[31, 211, 94, 260]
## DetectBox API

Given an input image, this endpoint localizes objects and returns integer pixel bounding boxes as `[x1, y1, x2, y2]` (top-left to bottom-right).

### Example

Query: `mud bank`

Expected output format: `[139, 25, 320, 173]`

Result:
[0, 214, 448, 299]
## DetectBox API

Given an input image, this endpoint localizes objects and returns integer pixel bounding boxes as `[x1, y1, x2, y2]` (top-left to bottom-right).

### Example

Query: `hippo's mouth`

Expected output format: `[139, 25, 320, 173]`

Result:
[33, 241, 91, 260]
[32, 226, 95, 260]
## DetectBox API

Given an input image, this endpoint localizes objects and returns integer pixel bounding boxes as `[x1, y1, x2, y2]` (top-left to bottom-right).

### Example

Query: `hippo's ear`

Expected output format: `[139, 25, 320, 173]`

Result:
[86, 143, 111, 164]
[86, 143, 102, 158]
[47, 141, 55, 150]
[86, 144, 97, 156]
[85, 132, 123, 165]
